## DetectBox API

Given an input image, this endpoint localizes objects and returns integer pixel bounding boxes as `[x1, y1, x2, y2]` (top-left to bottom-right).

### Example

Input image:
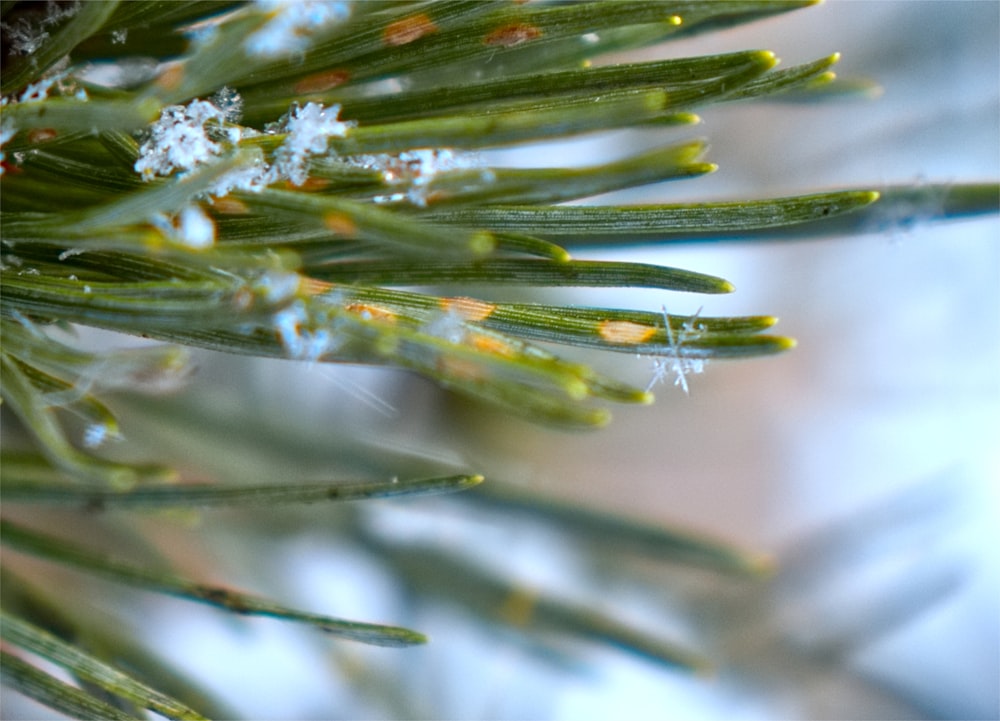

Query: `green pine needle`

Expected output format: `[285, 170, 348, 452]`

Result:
[1, 612, 208, 721]
[1, 520, 428, 647]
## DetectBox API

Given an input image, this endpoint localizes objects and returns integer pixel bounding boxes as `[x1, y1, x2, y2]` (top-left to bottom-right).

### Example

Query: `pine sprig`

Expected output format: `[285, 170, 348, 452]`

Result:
[2, 1, 997, 717]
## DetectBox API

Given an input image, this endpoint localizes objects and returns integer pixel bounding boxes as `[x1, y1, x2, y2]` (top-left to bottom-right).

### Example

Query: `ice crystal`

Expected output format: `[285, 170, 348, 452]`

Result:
[42, 0, 80, 26]
[1, 16, 50, 56]
[211, 86, 244, 124]
[0, 1, 79, 55]
[57, 248, 86, 261]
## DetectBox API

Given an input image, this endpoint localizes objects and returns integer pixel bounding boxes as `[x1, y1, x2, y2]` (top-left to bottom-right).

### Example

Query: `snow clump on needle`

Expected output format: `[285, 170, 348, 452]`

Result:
[132, 95, 352, 247]
[245, 0, 351, 58]
[134, 95, 351, 194]
[271, 102, 352, 186]
[351, 149, 486, 206]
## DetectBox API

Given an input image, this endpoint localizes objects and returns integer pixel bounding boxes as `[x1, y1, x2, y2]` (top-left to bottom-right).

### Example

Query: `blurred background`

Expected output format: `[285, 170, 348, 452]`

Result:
[5, 2, 997, 719]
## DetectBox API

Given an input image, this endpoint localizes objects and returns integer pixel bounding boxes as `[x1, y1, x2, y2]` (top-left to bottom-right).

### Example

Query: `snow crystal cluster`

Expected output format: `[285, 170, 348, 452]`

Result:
[132, 95, 351, 247]
[245, 0, 351, 58]
[134, 97, 350, 193]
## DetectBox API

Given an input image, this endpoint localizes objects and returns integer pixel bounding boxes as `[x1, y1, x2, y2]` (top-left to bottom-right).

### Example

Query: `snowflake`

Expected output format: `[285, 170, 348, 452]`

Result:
[175, 204, 216, 248]
[645, 306, 706, 395]
[12, 60, 80, 104]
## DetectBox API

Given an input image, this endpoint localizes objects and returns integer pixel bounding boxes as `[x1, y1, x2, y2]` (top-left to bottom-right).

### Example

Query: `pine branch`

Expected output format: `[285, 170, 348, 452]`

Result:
[1, 1, 996, 717]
